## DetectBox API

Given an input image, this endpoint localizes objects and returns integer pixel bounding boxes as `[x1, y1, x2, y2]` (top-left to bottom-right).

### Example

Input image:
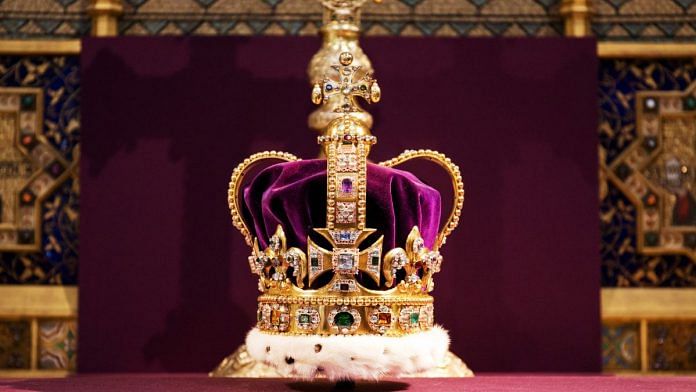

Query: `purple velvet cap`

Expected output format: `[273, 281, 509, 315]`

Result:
[242, 159, 441, 250]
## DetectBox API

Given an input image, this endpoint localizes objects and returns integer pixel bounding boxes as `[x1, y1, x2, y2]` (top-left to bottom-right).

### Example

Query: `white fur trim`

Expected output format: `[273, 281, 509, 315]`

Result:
[245, 326, 450, 380]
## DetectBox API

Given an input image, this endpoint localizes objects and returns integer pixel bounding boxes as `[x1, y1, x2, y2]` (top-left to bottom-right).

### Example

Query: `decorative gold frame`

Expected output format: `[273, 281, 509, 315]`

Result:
[604, 84, 696, 260]
[598, 43, 696, 59]
[0, 87, 76, 252]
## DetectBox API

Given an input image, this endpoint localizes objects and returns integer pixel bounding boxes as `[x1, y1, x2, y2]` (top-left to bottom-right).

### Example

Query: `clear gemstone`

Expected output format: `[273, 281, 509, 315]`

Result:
[269, 235, 280, 250]
[337, 253, 355, 271]
[413, 238, 424, 253]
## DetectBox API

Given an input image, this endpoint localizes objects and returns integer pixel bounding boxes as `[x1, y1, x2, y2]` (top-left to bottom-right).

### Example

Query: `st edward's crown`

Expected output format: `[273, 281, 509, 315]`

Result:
[226, 0, 465, 380]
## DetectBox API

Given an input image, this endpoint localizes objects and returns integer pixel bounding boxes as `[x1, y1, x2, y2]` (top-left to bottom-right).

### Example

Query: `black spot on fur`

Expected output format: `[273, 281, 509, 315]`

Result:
[265, 346, 271, 353]
[314, 344, 322, 353]
[285, 356, 295, 364]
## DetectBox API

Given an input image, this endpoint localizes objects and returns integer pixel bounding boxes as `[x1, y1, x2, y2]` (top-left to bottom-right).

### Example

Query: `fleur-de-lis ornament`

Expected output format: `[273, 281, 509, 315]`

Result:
[384, 226, 442, 293]
[248, 225, 307, 292]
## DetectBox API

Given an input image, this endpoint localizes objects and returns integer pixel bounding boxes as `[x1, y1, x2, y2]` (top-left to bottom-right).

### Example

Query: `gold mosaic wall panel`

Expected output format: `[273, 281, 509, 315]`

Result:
[0, 0, 565, 37]
[594, 0, 696, 40]
[0, 0, 91, 37]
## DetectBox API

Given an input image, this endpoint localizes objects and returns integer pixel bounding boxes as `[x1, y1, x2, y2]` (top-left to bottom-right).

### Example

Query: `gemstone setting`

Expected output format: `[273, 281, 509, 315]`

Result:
[257, 303, 290, 332]
[336, 202, 356, 223]
[399, 306, 421, 332]
[330, 230, 360, 245]
[327, 306, 361, 334]
[295, 306, 320, 331]
[330, 278, 358, 292]
[332, 248, 359, 274]
[368, 305, 393, 334]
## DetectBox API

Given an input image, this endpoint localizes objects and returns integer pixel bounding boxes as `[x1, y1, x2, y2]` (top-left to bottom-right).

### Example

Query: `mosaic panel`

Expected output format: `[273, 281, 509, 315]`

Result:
[602, 321, 641, 370]
[38, 319, 77, 370]
[0, 320, 30, 369]
[5, 0, 696, 38]
[0, 0, 91, 38]
[600, 59, 696, 287]
[0, 88, 72, 252]
[593, 0, 696, 40]
[116, 0, 563, 37]
[0, 56, 80, 285]
[648, 321, 696, 370]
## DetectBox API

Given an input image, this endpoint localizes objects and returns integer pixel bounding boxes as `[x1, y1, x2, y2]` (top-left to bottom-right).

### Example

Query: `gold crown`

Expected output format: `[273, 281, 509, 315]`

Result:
[228, 52, 464, 338]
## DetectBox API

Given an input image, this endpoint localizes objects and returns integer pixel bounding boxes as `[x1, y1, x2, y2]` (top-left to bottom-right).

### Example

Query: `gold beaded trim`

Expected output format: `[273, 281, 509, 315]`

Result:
[228, 151, 300, 246]
[258, 294, 434, 306]
[379, 149, 465, 248]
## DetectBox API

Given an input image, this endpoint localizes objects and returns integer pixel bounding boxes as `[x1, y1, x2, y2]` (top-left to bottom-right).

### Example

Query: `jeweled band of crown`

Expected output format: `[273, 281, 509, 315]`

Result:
[228, 52, 464, 337]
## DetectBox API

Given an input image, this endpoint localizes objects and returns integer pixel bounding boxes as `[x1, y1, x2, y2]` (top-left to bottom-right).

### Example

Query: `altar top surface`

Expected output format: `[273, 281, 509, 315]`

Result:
[1, 374, 695, 392]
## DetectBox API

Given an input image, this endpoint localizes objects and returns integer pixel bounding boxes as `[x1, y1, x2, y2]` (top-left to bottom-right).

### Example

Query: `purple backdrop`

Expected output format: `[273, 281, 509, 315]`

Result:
[79, 37, 599, 373]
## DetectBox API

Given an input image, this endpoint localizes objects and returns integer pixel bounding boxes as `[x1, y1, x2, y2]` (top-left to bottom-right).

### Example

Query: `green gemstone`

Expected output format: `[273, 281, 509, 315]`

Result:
[334, 312, 354, 327]
[645, 232, 659, 247]
[298, 314, 311, 324]
[310, 257, 319, 267]
[371, 255, 379, 266]
[410, 312, 420, 325]
[20, 94, 35, 110]
[685, 96, 696, 110]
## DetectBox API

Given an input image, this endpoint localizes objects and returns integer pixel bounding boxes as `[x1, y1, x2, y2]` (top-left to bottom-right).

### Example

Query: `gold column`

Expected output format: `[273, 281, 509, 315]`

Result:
[88, 0, 123, 37]
[560, 0, 592, 37]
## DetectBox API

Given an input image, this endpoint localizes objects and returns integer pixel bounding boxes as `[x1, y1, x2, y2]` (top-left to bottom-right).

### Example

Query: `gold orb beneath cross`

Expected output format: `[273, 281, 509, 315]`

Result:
[339, 52, 354, 66]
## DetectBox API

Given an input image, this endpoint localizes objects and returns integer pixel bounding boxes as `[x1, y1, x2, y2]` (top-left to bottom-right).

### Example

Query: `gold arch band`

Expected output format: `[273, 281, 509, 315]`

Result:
[379, 149, 465, 249]
[228, 151, 300, 246]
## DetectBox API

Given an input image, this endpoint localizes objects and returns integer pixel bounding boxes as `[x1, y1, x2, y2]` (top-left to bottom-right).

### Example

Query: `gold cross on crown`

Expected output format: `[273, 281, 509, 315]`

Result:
[312, 52, 381, 114]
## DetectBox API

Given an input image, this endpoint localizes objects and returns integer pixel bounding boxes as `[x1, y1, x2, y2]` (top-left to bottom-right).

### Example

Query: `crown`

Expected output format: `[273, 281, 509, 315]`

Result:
[227, 34, 463, 382]
[229, 51, 463, 335]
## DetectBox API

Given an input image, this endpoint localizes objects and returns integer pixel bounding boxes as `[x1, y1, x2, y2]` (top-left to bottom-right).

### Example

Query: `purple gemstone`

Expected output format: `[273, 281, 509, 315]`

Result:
[341, 178, 353, 194]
